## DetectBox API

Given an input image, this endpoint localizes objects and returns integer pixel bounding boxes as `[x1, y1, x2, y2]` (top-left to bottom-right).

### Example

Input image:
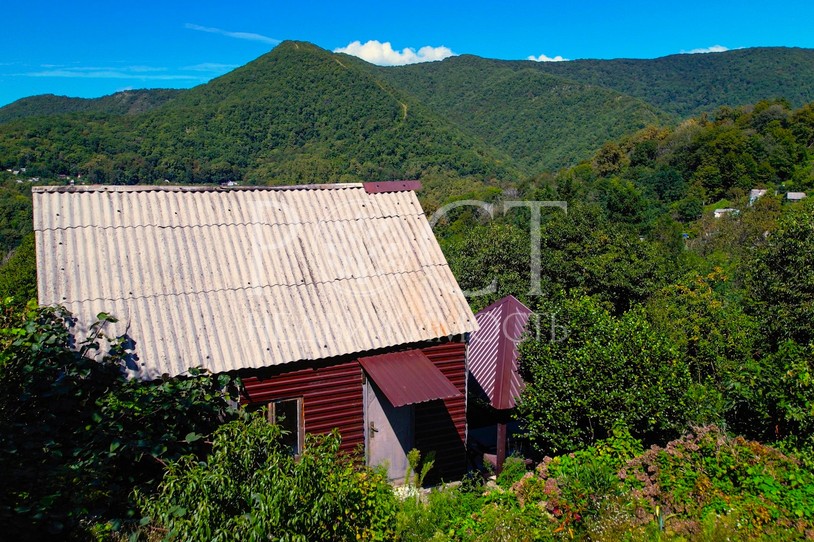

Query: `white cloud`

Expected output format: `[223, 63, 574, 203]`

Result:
[185, 23, 280, 45]
[334, 40, 455, 66]
[680, 45, 729, 54]
[527, 53, 568, 62]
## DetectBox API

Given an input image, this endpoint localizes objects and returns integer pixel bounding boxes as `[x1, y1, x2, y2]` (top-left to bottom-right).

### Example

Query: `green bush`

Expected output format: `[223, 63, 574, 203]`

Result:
[136, 414, 397, 541]
[495, 456, 528, 490]
[0, 301, 240, 539]
[517, 296, 692, 453]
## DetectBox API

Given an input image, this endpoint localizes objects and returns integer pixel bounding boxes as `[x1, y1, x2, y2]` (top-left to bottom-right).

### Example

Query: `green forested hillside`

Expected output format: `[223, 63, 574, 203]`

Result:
[0, 42, 514, 186]
[2, 43, 812, 186]
[529, 46, 814, 117]
[135, 41, 516, 184]
[0, 89, 182, 124]
[370, 54, 668, 172]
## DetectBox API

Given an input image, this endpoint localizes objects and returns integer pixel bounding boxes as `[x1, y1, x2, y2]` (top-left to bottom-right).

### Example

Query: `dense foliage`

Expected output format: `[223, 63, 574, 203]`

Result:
[0, 301, 240, 539]
[136, 415, 396, 541]
[745, 197, 814, 348]
[518, 297, 692, 452]
[396, 428, 814, 540]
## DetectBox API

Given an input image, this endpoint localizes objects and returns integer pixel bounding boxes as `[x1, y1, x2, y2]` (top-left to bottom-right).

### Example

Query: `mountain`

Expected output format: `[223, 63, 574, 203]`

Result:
[526, 47, 814, 117]
[1, 42, 813, 186]
[0, 89, 181, 124]
[369, 54, 668, 172]
[0, 42, 515, 185]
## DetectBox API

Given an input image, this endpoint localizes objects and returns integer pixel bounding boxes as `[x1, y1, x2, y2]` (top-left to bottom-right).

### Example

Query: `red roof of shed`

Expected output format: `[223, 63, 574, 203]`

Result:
[359, 349, 462, 407]
[468, 295, 532, 410]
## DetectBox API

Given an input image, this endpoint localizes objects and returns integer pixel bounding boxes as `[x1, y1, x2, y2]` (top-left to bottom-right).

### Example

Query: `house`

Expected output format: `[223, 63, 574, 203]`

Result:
[713, 208, 739, 218]
[787, 192, 807, 202]
[467, 295, 532, 473]
[749, 189, 767, 206]
[33, 182, 478, 482]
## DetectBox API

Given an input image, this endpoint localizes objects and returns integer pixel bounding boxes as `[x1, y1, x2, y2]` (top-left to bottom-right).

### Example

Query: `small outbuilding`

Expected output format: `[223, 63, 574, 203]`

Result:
[467, 295, 533, 472]
[749, 189, 768, 206]
[33, 182, 478, 482]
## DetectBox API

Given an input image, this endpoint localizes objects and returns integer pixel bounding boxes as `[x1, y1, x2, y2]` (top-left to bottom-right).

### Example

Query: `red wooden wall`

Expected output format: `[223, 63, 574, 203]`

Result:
[242, 358, 366, 454]
[416, 341, 467, 483]
[241, 339, 468, 479]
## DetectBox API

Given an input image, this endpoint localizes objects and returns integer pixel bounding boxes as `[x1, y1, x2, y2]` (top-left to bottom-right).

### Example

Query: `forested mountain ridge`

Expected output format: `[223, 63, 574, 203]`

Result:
[0, 41, 516, 186]
[0, 89, 182, 124]
[527, 46, 814, 117]
[369, 54, 669, 171]
[2, 42, 813, 185]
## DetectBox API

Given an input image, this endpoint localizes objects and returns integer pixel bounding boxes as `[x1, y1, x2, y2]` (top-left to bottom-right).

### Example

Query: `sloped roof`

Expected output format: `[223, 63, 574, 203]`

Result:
[358, 349, 462, 407]
[33, 184, 477, 380]
[468, 295, 532, 410]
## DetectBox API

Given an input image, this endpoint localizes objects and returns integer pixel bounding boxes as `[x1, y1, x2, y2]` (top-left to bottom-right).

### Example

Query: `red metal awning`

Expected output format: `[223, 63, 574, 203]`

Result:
[358, 349, 462, 407]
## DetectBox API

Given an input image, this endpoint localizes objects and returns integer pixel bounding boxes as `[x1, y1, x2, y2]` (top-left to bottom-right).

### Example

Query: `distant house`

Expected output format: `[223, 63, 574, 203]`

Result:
[467, 295, 532, 472]
[713, 208, 739, 218]
[787, 192, 807, 202]
[33, 182, 478, 482]
[749, 189, 768, 206]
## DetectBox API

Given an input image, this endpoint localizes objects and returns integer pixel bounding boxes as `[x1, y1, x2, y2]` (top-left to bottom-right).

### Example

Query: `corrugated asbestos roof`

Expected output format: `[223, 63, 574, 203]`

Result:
[358, 349, 462, 407]
[468, 295, 532, 410]
[33, 184, 477, 380]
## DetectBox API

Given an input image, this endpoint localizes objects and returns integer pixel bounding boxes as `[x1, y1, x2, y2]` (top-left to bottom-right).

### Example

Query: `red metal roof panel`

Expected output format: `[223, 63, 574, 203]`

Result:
[468, 295, 532, 410]
[363, 180, 421, 193]
[358, 349, 462, 407]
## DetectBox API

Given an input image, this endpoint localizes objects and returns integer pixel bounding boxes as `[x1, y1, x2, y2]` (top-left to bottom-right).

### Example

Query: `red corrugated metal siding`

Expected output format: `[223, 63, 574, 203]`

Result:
[416, 341, 467, 482]
[241, 339, 468, 479]
[241, 359, 365, 454]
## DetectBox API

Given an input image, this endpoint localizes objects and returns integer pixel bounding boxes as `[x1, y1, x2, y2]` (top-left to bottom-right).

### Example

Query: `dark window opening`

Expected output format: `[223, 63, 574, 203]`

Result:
[249, 397, 304, 455]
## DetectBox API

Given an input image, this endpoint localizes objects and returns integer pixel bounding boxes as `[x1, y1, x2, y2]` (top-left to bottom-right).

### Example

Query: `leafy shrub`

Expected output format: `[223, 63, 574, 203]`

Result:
[511, 425, 814, 539]
[619, 426, 814, 537]
[136, 414, 396, 541]
[396, 485, 472, 542]
[495, 456, 527, 490]
[514, 426, 642, 534]
[517, 296, 692, 453]
[0, 301, 240, 539]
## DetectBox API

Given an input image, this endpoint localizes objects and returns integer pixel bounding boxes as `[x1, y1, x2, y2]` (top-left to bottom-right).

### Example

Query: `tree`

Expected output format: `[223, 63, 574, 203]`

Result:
[517, 296, 692, 454]
[0, 302, 240, 539]
[537, 204, 680, 314]
[745, 198, 814, 348]
[136, 415, 396, 541]
[0, 232, 37, 303]
[443, 223, 533, 313]
[646, 269, 759, 428]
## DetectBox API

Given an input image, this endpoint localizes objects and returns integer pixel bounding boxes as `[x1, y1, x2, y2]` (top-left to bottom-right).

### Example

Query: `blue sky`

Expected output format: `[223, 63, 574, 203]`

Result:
[3, 0, 813, 107]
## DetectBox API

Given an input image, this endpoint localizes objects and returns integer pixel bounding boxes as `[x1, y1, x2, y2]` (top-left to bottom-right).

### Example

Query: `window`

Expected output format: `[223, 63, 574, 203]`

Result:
[268, 397, 304, 455]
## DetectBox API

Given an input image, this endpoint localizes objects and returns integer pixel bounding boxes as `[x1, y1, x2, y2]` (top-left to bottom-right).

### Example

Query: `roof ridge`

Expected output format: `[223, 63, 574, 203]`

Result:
[475, 294, 531, 316]
[32, 183, 365, 193]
